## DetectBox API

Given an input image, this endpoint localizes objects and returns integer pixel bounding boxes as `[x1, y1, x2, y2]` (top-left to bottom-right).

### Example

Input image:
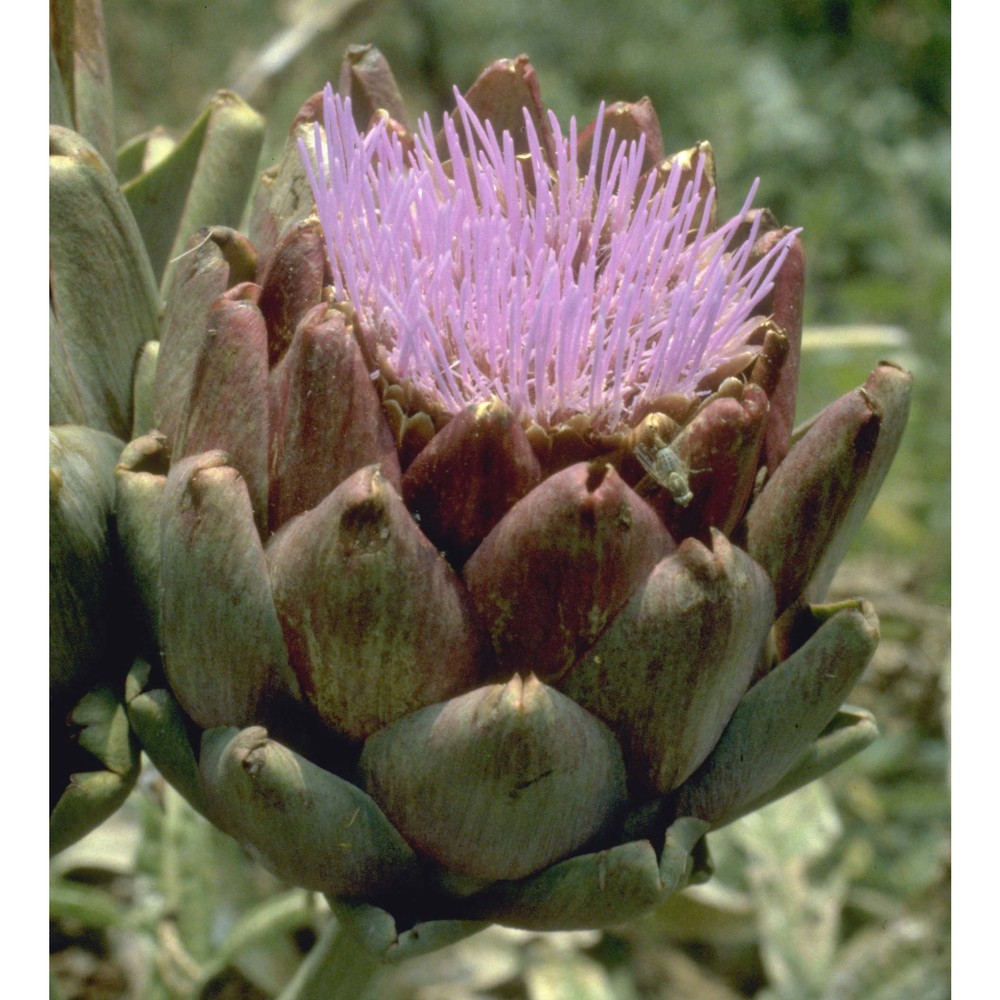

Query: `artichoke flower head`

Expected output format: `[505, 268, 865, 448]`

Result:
[120, 52, 910, 957]
[303, 87, 795, 440]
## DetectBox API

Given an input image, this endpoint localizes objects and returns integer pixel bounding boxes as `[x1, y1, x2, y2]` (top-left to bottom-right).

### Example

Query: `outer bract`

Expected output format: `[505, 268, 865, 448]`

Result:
[114, 49, 912, 954]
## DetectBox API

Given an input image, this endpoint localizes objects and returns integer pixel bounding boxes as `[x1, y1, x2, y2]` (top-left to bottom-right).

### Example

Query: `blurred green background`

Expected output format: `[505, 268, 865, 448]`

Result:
[52, 1, 950, 997]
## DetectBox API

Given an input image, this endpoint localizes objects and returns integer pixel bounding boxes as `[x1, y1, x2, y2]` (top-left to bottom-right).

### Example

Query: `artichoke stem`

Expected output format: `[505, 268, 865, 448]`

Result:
[276, 916, 381, 1000]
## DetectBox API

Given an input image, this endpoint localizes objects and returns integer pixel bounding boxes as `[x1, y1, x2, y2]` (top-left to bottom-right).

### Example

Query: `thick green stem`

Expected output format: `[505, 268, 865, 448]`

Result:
[276, 915, 383, 1000]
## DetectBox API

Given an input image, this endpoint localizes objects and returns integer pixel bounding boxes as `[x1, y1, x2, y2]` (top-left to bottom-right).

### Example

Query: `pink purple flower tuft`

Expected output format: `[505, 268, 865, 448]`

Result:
[301, 85, 799, 433]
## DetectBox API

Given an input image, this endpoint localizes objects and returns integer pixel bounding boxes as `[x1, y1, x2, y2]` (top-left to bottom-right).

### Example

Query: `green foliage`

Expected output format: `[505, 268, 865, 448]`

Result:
[51, 779, 325, 998]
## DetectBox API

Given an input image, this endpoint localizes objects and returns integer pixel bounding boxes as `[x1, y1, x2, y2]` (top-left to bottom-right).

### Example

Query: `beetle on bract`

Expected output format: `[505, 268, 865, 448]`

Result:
[634, 436, 697, 507]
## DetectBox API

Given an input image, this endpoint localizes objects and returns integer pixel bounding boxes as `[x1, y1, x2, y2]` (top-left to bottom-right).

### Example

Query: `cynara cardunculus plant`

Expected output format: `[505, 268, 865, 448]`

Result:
[115, 52, 911, 959]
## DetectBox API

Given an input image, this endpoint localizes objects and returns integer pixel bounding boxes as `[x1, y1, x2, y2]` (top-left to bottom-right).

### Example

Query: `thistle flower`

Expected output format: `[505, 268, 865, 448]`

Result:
[115, 52, 912, 958]
[303, 88, 797, 435]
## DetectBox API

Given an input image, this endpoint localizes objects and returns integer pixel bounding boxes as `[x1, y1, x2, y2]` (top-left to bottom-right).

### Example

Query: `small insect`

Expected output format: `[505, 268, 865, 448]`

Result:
[634, 436, 697, 507]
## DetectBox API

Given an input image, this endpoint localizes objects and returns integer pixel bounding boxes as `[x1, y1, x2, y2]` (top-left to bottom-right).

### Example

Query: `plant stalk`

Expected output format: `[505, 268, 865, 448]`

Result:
[276, 915, 382, 1000]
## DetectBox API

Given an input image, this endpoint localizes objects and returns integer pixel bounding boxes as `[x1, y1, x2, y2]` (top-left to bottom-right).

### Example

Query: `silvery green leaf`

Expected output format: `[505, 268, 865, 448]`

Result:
[821, 918, 948, 1000]
[525, 952, 619, 1000]
[729, 782, 846, 1000]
